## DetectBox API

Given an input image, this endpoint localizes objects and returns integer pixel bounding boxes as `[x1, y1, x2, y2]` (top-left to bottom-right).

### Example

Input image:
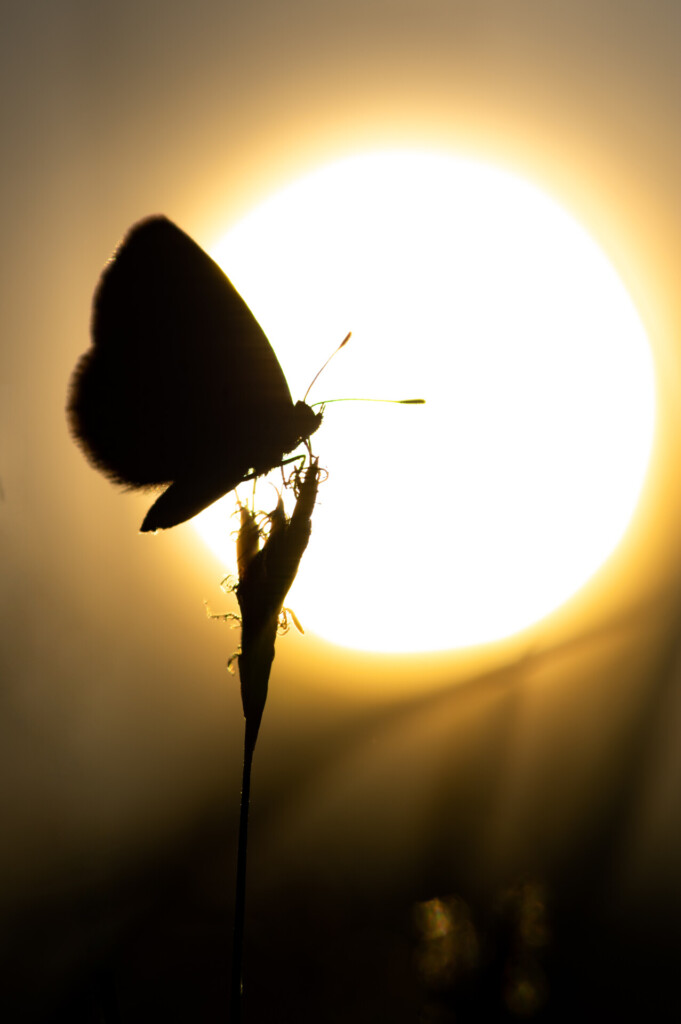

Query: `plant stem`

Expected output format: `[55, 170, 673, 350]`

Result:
[229, 462, 320, 1019]
[230, 719, 258, 1022]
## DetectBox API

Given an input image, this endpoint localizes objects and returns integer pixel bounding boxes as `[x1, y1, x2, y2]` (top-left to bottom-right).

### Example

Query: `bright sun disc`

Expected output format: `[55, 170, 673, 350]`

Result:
[194, 151, 656, 654]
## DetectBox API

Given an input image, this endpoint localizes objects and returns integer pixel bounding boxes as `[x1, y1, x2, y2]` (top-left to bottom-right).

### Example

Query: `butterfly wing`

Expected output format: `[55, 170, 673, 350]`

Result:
[69, 216, 296, 485]
[68, 217, 321, 529]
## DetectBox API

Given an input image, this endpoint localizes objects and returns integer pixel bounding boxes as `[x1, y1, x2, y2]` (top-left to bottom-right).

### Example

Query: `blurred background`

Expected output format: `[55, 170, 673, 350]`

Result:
[2, 1, 681, 1020]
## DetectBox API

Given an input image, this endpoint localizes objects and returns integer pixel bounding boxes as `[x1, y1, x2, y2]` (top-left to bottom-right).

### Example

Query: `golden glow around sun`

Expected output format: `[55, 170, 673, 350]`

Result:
[193, 151, 656, 654]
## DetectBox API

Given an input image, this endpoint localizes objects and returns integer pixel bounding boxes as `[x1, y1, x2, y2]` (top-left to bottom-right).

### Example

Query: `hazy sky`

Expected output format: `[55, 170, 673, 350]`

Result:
[2, 2, 681, 1016]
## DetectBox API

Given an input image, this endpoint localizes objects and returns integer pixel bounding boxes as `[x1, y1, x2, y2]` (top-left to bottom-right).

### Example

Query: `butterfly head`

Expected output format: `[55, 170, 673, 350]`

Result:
[291, 400, 323, 451]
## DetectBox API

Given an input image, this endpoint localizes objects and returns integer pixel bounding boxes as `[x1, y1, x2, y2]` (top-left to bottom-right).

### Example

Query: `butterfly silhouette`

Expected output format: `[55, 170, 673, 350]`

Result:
[68, 217, 322, 531]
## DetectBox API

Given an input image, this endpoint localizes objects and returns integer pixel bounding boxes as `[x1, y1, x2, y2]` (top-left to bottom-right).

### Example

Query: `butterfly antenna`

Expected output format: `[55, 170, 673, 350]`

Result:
[311, 397, 425, 406]
[303, 332, 352, 403]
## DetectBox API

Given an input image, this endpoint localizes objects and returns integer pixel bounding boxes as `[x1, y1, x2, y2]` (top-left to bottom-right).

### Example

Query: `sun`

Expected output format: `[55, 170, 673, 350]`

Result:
[193, 150, 656, 654]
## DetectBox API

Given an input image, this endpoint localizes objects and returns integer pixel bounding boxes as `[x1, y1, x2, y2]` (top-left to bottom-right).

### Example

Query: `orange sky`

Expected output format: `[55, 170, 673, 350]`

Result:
[2, 3, 681, 1017]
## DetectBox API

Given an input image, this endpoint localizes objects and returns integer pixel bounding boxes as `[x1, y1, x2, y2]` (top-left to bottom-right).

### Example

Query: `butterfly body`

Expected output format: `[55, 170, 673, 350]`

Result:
[68, 217, 322, 530]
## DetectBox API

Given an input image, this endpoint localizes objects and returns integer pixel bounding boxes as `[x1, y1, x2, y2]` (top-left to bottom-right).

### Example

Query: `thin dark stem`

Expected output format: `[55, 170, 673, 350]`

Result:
[230, 720, 258, 1022]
